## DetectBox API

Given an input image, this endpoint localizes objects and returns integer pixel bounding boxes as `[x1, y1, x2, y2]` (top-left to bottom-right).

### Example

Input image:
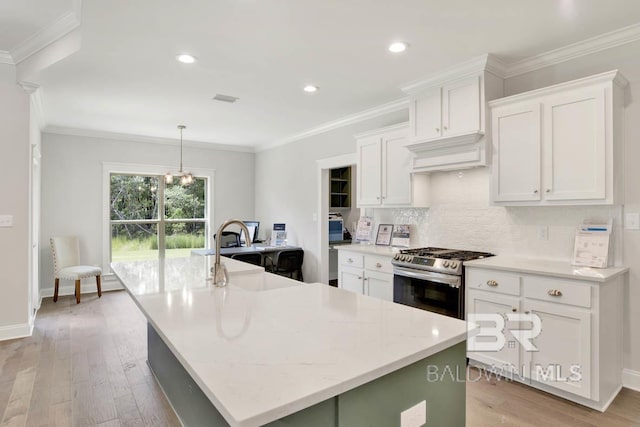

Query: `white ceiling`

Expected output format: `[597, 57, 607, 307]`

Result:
[5, 0, 640, 149]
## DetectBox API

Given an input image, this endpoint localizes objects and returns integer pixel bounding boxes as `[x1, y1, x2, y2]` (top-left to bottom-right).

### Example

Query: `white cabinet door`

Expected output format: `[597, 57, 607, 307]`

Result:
[365, 271, 393, 302]
[357, 136, 382, 207]
[491, 102, 542, 202]
[381, 131, 412, 206]
[543, 87, 606, 201]
[411, 88, 441, 141]
[523, 299, 592, 399]
[339, 265, 364, 295]
[467, 289, 521, 373]
[442, 76, 481, 136]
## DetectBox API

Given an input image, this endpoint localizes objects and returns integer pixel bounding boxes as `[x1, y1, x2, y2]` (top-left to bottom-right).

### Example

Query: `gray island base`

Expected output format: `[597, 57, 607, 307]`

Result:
[148, 324, 466, 426]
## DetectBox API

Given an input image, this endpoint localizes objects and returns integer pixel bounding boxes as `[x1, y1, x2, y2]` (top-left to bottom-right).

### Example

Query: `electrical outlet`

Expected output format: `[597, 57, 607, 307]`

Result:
[0, 215, 13, 227]
[625, 213, 640, 230]
[538, 225, 549, 240]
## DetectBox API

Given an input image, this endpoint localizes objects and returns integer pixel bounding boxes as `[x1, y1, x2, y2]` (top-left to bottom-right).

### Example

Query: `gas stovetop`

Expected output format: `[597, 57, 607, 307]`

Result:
[391, 247, 494, 275]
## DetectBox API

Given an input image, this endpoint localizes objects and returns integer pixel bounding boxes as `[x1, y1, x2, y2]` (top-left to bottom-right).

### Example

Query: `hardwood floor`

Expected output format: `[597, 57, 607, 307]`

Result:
[1, 290, 639, 426]
[0, 291, 180, 427]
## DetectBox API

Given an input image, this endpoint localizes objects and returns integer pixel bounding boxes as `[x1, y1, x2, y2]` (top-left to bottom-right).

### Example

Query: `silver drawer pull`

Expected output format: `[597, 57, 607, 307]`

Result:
[348, 258, 353, 263]
[548, 289, 563, 297]
[486, 280, 498, 287]
[375, 262, 382, 268]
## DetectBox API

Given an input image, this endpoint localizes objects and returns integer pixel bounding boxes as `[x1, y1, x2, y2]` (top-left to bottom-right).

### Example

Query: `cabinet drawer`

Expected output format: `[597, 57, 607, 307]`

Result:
[466, 268, 520, 296]
[523, 276, 591, 308]
[339, 251, 364, 268]
[364, 255, 393, 274]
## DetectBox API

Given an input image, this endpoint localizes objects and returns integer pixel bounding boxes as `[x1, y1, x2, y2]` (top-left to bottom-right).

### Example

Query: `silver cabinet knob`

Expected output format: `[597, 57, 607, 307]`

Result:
[546, 189, 551, 193]
[548, 289, 562, 297]
[486, 280, 498, 287]
[435, 128, 440, 132]
[348, 258, 353, 263]
[375, 262, 382, 268]
[443, 126, 448, 131]
[512, 308, 517, 312]
[533, 189, 539, 194]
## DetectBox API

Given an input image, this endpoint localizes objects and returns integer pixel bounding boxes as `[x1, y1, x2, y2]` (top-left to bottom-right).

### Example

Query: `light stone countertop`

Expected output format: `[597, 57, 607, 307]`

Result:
[334, 243, 405, 256]
[464, 256, 628, 282]
[111, 255, 471, 427]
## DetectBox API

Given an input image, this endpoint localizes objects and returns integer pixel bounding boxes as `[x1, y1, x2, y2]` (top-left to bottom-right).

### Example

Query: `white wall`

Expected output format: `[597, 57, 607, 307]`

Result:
[40, 133, 255, 293]
[254, 110, 408, 282]
[0, 64, 31, 338]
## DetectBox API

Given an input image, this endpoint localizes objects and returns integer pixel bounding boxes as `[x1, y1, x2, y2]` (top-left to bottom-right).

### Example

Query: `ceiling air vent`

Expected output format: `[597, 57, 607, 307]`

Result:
[212, 94, 239, 103]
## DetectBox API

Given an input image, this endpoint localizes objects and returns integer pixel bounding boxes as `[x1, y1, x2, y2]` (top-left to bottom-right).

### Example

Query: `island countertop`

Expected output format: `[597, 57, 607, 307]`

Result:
[111, 256, 471, 427]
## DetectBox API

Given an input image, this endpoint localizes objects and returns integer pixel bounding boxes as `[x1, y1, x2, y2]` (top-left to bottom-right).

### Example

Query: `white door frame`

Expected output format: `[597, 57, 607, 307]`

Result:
[316, 153, 357, 284]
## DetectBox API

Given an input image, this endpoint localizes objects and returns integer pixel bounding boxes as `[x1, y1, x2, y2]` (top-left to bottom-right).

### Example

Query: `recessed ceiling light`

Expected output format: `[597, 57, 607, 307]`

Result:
[303, 85, 318, 93]
[388, 42, 409, 53]
[176, 54, 198, 64]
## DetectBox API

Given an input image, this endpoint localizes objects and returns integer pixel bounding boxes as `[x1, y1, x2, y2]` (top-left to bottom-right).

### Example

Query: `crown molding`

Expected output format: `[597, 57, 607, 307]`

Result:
[43, 126, 255, 153]
[11, 7, 81, 64]
[400, 53, 508, 95]
[0, 51, 14, 65]
[257, 97, 409, 152]
[17, 81, 39, 94]
[504, 22, 640, 78]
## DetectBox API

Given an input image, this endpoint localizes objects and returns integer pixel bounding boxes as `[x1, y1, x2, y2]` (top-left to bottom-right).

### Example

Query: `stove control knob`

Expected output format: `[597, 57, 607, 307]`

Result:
[393, 254, 400, 261]
[450, 262, 458, 269]
[443, 261, 450, 268]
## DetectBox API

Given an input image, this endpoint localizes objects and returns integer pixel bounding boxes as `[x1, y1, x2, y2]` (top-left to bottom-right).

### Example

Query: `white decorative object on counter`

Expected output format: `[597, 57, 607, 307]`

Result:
[490, 70, 627, 206]
[572, 221, 612, 268]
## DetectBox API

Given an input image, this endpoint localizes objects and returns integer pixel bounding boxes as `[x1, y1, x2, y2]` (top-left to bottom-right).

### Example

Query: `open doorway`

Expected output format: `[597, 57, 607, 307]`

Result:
[316, 153, 358, 285]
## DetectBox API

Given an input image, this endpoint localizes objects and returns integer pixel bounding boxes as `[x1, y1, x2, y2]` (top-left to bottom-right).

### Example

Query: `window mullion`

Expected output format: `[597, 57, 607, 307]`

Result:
[158, 176, 166, 259]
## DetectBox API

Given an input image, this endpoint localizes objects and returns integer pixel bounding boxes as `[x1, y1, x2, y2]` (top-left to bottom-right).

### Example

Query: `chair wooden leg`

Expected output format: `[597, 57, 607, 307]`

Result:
[75, 280, 81, 304]
[96, 275, 102, 298]
[53, 278, 59, 302]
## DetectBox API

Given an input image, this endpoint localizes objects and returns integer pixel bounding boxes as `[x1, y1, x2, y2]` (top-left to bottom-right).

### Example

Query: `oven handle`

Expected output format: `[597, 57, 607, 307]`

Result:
[393, 266, 461, 288]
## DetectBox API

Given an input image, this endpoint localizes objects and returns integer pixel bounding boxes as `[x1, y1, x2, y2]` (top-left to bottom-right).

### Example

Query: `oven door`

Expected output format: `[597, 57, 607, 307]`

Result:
[393, 266, 463, 319]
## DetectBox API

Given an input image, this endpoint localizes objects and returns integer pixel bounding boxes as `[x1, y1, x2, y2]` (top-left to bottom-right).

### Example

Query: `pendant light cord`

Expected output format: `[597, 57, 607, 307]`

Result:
[178, 125, 186, 173]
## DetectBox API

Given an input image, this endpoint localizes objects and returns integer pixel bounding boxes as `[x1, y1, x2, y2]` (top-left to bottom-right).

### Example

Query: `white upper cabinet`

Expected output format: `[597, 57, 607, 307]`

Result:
[490, 70, 627, 206]
[412, 76, 481, 141]
[356, 123, 429, 208]
[401, 54, 504, 172]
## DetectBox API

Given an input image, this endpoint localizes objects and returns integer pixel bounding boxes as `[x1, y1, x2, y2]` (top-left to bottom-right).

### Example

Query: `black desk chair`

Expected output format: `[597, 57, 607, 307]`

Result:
[230, 252, 263, 266]
[214, 231, 240, 248]
[266, 249, 304, 282]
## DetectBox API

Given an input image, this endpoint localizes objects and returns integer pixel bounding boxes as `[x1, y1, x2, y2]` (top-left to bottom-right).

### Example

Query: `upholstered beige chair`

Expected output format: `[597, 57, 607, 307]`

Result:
[50, 236, 102, 304]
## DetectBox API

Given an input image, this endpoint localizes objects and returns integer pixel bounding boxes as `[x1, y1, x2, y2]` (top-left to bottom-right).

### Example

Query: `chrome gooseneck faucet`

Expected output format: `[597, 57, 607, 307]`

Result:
[213, 219, 252, 287]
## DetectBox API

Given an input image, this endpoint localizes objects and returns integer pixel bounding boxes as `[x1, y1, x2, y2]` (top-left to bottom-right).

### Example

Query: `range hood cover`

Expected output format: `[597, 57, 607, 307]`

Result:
[406, 131, 487, 172]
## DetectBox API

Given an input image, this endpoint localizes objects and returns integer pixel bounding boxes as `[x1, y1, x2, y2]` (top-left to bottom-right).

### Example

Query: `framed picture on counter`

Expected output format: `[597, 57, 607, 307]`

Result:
[375, 224, 393, 246]
[391, 224, 411, 247]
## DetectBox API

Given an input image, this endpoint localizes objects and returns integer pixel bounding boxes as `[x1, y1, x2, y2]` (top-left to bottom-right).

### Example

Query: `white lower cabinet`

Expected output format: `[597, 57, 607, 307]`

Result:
[466, 266, 623, 411]
[522, 299, 592, 399]
[338, 251, 393, 302]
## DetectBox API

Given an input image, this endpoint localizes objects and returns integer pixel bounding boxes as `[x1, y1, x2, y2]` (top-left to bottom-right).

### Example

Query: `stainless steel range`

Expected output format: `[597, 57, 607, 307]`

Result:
[391, 247, 494, 319]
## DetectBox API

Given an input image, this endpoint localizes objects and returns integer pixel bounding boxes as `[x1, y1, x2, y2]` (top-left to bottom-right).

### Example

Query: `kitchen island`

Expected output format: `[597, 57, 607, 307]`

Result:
[111, 255, 473, 427]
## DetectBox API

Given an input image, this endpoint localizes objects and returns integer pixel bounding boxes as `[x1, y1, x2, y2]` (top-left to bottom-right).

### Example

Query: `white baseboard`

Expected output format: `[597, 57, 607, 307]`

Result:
[623, 369, 640, 392]
[39, 274, 123, 299]
[0, 322, 33, 341]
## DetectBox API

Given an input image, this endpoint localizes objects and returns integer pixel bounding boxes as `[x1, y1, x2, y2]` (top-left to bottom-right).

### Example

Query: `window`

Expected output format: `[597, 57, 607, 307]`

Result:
[103, 162, 214, 270]
[109, 173, 207, 261]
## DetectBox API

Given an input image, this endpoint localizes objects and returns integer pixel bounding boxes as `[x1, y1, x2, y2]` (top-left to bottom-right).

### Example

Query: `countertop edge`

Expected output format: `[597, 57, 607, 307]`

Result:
[463, 256, 629, 282]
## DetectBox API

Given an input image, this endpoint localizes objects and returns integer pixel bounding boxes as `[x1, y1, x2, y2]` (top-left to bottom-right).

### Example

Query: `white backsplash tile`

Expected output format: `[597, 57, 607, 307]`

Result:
[371, 168, 622, 264]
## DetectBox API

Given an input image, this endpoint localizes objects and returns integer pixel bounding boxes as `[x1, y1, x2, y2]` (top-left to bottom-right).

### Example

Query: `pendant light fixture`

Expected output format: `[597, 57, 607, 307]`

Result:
[165, 125, 194, 186]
